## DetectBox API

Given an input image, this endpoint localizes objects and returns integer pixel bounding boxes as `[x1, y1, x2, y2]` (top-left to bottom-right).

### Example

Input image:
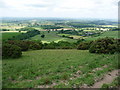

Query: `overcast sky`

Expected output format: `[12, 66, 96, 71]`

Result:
[0, 0, 119, 19]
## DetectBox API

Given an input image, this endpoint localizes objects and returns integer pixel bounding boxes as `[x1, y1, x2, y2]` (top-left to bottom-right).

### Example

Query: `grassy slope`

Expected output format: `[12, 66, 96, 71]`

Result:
[30, 31, 77, 43]
[2, 32, 21, 40]
[85, 31, 119, 41]
[3, 50, 118, 88]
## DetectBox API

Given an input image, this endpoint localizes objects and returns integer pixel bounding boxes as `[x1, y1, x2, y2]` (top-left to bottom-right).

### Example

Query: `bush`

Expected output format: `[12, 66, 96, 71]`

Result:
[7, 40, 29, 51]
[116, 39, 120, 52]
[89, 37, 118, 54]
[43, 41, 76, 49]
[6, 40, 43, 51]
[58, 41, 75, 49]
[77, 41, 92, 50]
[29, 42, 42, 50]
[2, 43, 22, 59]
[43, 42, 58, 49]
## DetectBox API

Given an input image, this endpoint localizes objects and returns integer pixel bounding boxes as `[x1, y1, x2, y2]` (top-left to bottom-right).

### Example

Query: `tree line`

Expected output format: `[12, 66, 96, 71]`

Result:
[7, 30, 40, 40]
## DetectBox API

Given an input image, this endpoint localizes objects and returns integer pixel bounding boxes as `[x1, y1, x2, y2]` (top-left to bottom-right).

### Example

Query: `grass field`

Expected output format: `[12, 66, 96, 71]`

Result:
[2, 32, 22, 40]
[30, 31, 77, 43]
[3, 50, 118, 88]
[85, 31, 119, 41]
[58, 34, 84, 39]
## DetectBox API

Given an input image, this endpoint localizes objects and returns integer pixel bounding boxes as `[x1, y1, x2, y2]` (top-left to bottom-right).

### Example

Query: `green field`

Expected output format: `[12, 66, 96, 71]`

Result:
[85, 31, 119, 41]
[30, 31, 77, 43]
[2, 32, 21, 40]
[3, 50, 118, 88]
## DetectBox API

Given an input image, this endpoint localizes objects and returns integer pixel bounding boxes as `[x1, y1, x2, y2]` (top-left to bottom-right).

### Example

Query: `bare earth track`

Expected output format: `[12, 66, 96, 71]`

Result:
[90, 69, 119, 88]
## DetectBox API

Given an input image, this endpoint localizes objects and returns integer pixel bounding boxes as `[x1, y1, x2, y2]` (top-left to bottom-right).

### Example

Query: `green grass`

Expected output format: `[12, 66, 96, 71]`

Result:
[30, 31, 77, 43]
[85, 31, 119, 41]
[3, 50, 118, 88]
[58, 34, 84, 39]
[2, 32, 22, 40]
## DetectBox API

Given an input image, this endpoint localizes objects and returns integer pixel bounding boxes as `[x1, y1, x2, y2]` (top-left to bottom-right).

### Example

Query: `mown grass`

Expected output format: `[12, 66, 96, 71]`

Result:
[3, 50, 118, 88]
[30, 31, 77, 43]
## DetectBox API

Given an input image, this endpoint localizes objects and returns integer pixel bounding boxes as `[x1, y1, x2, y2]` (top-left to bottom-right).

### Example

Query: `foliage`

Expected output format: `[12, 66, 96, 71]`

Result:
[43, 41, 76, 49]
[58, 30, 79, 35]
[1, 29, 9, 31]
[41, 25, 63, 29]
[67, 22, 95, 28]
[6, 40, 29, 51]
[9, 30, 40, 40]
[2, 43, 22, 58]
[89, 37, 119, 54]
[6, 40, 42, 51]
[76, 39, 85, 44]
[41, 34, 45, 38]
[112, 28, 120, 31]
[29, 41, 42, 50]
[77, 41, 93, 50]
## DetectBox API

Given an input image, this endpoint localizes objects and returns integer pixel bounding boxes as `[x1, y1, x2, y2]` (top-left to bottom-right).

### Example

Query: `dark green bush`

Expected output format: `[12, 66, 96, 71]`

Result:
[43, 41, 76, 49]
[6, 40, 43, 51]
[7, 40, 29, 51]
[89, 37, 119, 54]
[2, 43, 22, 59]
[29, 43, 42, 50]
[77, 41, 92, 50]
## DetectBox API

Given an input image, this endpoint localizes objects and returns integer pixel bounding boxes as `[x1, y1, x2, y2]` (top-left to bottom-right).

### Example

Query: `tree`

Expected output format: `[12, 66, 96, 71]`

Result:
[41, 34, 45, 38]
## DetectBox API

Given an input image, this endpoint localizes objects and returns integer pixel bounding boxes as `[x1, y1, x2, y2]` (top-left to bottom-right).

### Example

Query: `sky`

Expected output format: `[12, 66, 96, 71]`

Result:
[0, 0, 119, 19]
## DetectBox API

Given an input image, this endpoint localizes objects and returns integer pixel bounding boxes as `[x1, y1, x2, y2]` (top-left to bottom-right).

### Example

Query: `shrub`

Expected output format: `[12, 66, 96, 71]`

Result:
[77, 41, 92, 50]
[29, 43, 42, 50]
[2, 43, 22, 59]
[43, 42, 57, 49]
[7, 40, 29, 51]
[41, 34, 45, 38]
[116, 39, 120, 52]
[89, 37, 118, 54]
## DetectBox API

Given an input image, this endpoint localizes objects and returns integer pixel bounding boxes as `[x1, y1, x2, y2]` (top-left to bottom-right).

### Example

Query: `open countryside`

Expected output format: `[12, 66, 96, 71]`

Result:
[2, 17, 120, 88]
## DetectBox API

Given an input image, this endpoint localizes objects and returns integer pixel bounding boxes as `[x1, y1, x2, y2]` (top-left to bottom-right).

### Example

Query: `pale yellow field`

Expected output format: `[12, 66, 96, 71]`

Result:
[1, 26, 25, 30]
[102, 25, 118, 28]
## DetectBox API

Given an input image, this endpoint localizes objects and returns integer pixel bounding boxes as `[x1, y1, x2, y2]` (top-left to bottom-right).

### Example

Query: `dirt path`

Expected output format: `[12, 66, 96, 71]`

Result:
[91, 69, 119, 88]
[36, 66, 119, 88]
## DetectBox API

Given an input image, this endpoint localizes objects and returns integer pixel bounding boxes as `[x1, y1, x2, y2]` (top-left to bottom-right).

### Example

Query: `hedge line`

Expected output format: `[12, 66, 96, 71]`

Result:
[2, 37, 120, 59]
